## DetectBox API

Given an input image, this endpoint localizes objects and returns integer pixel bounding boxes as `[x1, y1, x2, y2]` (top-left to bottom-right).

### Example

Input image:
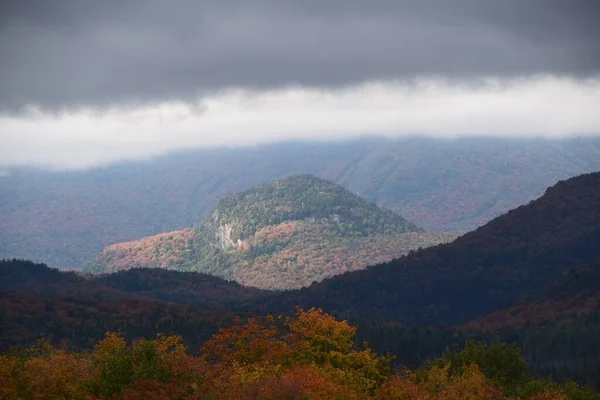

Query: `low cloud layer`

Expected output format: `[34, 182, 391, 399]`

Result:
[2, 76, 599, 169]
[1, 1, 598, 169]
[1, 0, 599, 112]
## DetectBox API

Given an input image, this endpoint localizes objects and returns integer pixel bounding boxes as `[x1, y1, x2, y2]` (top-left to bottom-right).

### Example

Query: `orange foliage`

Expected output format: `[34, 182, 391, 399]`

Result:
[0, 308, 591, 400]
[377, 364, 504, 400]
[199, 308, 390, 398]
[0, 348, 94, 400]
[242, 365, 361, 400]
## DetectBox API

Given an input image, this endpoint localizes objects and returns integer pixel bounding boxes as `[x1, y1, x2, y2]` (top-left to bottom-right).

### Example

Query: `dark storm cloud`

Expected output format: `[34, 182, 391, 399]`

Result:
[0, 0, 598, 112]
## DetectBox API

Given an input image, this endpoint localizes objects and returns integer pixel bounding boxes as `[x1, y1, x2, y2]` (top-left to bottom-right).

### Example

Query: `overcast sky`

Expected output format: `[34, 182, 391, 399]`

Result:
[1, 0, 599, 169]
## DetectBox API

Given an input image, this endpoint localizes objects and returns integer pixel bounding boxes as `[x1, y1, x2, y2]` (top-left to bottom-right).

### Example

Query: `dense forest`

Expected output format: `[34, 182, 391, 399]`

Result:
[0, 259, 264, 352]
[3, 137, 600, 270]
[0, 260, 268, 311]
[194, 175, 418, 241]
[2, 308, 598, 399]
[3, 259, 600, 387]
[261, 172, 600, 324]
[88, 175, 454, 289]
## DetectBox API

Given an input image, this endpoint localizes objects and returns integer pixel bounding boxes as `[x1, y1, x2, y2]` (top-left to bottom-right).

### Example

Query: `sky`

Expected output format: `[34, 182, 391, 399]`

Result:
[1, 0, 599, 169]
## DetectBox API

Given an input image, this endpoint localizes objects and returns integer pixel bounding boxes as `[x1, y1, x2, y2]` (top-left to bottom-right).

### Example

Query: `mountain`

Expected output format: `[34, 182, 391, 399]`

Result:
[2, 136, 600, 270]
[88, 175, 455, 289]
[257, 171, 600, 324]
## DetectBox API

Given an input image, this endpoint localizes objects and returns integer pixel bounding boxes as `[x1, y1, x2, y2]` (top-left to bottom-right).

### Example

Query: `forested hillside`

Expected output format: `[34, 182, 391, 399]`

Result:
[194, 174, 418, 240]
[0, 259, 268, 311]
[356, 258, 600, 386]
[4, 257, 600, 389]
[88, 175, 454, 289]
[258, 172, 600, 324]
[462, 257, 600, 332]
[2, 137, 599, 269]
[0, 259, 268, 352]
[2, 260, 599, 396]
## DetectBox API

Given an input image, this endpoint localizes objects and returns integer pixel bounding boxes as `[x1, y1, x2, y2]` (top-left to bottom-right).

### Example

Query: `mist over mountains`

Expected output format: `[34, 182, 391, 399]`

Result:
[2, 136, 600, 270]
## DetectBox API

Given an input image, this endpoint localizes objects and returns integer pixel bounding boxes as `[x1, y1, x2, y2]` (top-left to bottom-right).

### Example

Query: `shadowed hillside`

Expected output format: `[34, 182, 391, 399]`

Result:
[258, 171, 600, 324]
[0, 259, 271, 352]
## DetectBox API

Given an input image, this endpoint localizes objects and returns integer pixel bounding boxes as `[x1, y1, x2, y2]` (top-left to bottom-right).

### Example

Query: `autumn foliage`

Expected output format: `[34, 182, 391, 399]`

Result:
[88, 175, 456, 290]
[1, 308, 596, 399]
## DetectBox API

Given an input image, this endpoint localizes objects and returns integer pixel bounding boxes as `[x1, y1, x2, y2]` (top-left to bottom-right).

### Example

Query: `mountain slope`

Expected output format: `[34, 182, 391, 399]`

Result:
[257, 171, 600, 324]
[0, 259, 268, 309]
[461, 257, 600, 331]
[192, 174, 419, 244]
[2, 137, 600, 270]
[0, 259, 269, 352]
[88, 175, 455, 289]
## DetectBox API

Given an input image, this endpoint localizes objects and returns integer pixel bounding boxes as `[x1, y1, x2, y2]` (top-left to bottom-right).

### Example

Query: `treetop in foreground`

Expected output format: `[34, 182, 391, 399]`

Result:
[1, 307, 596, 400]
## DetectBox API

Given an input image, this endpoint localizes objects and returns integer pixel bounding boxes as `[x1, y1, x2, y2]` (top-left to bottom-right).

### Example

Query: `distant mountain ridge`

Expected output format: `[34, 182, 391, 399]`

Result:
[2, 137, 600, 270]
[88, 175, 455, 289]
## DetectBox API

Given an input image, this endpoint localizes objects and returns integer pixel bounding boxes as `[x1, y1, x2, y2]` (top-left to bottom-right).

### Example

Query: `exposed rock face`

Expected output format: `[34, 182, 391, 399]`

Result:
[214, 223, 235, 249]
[213, 223, 244, 250]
